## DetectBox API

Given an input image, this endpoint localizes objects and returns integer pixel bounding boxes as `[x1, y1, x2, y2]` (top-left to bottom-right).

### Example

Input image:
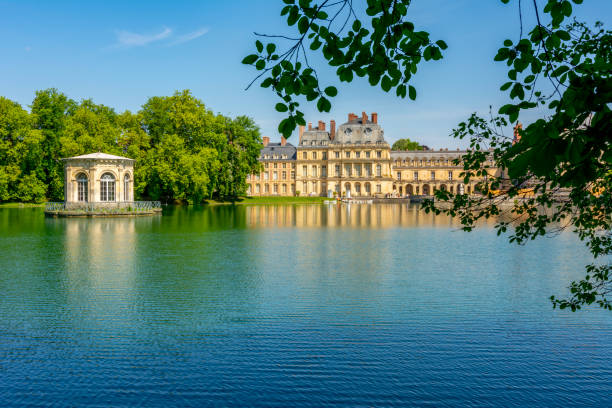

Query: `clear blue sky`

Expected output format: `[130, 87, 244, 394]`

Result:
[0, 0, 609, 148]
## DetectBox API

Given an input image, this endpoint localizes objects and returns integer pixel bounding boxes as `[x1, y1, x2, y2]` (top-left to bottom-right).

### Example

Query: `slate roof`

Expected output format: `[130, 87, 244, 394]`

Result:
[260, 143, 297, 160]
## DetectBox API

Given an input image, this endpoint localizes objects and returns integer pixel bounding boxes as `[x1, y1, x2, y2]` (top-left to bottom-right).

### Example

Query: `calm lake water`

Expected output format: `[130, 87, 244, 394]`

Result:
[0, 204, 610, 407]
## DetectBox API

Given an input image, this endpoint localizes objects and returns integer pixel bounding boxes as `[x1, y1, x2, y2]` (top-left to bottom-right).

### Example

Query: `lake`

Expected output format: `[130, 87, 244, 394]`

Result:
[0, 204, 610, 407]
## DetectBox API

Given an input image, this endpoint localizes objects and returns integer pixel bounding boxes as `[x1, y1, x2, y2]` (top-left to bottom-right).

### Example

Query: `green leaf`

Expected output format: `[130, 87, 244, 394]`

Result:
[408, 85, 416, 100]
[298, 16, 309, 34]
[275, 103, 288, 112]
[381, 76, 392, 92]
[266, 43, 276, 54]
[242, 54, 258, 65]
[256, 40, 263, 53]
[317, 97, 331, 112]
[324, 86, 338, 97]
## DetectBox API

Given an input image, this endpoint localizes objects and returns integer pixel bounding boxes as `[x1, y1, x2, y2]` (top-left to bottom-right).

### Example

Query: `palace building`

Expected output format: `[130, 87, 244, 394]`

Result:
[247, 112, 497, 198]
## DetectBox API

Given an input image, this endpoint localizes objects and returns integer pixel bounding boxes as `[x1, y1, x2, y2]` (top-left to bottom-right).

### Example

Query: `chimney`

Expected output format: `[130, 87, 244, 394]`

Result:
[348, 112, 357, 122]
[513, 123, 523, 145]
[330, 120, 336, 141]
[318, 120, 325, 131]
[281, 136, 286, 146]
[308, 122, 312, 131]
[371, 112, 378, 124]
[262, 136, 270, 147]
[362, 111, 368, 124]
[299, 125, 305, 145]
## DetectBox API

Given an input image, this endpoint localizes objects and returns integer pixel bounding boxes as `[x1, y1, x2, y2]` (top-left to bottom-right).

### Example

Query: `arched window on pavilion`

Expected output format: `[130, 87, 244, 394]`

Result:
[124, 173, 130, 201]
[76, 173, 88, 202]
[100, 173, 115, 202]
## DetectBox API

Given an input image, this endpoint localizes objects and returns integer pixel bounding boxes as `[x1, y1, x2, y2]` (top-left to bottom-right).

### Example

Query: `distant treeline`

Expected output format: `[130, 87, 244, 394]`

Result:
[0, 89, 262, 203]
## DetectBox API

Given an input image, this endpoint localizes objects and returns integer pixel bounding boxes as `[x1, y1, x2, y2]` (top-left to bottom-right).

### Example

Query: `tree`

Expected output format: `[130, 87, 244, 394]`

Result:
[391, 138, 423, 151]
[31, 89, 76, 201]
[244, 0, 611, 310]
[1, 90, 262, 204]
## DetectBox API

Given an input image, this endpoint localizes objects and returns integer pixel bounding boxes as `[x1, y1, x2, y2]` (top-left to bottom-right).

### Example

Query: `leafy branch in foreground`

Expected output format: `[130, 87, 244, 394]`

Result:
[424, 7, 611, 311]
[242, 0, 447, 137]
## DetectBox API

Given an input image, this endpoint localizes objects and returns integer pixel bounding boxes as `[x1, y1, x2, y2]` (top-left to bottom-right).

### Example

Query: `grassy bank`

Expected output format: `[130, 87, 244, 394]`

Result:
[204, 196, 329, 205]
[0, 202, 45, 208]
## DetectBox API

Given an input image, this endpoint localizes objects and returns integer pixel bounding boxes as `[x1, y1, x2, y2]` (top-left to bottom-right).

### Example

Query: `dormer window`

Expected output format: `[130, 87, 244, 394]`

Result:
[345, 128, 352, 134]
[365, 127, 372, 134]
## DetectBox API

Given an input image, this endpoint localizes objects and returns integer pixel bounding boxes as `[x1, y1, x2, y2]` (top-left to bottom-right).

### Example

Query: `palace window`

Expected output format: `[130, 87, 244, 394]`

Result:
[264, 172, 269, 180]
[282, 171, 287, 180]
[124, 173, 130, 201]
[365, 183, 371, 194]
[100, 173, 115, 202]
[256, 184, 260, 193]
[335, 165, 341, 177]
[303, 152, 307, 159]
[355, 164, 361, 177]
[312, 166, 317, 177]
[335, 151, 340, 158]
[430, 171, 436, 180]
[322, 165, 327, 177]
[273, 171, 278, 180]
[355, 151, 360, 158]
[302, 165, 308, 176]
[376, 184, 382, 193]
[414, 171, 419, 181]
[376, 164, 382, 177]
[302, 181, 308, 192]
[246, 174, 251, 181]
[448, 171, 453, 181]
[366, 151, 371, 158]
[265, 184, 270, 193]
[291, 171, 295, 179]
[283, 163, 287, 168]
[344, 164, 352, 177]
[77, 173, 88, 202]
[322, 152, 327, 160]
[282, 184, 287, 193]
[376, 151, 382, 158]
[247, 185, 252, 195]
[265, 162, 269, 168]
[274, 184, 278, 193]
[312, 181, 317, 192]
[397, 172, 401, 180]
[345, 151, 350, 158]
[274, 163, 278, 168]
[313, 152, 317, 159]
[291, 184, 295, 194]
[365, 164, 372, 177]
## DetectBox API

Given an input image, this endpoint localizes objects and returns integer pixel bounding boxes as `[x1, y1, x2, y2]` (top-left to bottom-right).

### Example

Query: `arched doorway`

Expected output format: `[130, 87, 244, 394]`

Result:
[406, 184, 413, 195]
[100, 173, 116, 202]
[422, 184, 430, 195]
[76, 173, 88, 202]
[399, 185, 403, 196]
[354, 182, 361, 196]
[344, 182, 351, 198]
[364, 182, 371, 196]
[440, 184, 447, 191]
[458, 184, 465, 194]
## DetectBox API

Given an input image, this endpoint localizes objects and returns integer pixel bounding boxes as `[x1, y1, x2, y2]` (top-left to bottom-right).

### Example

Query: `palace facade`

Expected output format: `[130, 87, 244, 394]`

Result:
[247, 112, 497, 198]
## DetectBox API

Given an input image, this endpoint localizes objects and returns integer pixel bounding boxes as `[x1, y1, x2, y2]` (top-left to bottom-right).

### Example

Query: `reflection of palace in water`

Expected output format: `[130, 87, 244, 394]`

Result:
[248, 112, 500, 198]
[245, 203, 464, 229]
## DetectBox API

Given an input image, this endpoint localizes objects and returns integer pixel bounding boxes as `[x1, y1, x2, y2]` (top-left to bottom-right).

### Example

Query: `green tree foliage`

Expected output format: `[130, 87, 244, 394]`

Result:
[0, 90, 262, 204]
[247, 0, 611, 310]
[391, 138, 422, 151]
[243, 0, 447, 137]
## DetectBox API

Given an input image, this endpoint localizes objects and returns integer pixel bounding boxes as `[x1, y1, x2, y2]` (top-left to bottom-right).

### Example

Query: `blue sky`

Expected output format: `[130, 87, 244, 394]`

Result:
[0, 0, 610, 148]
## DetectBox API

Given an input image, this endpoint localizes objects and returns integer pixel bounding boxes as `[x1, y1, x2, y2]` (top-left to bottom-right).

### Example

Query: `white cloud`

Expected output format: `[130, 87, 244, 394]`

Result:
[170, 27, 209, 45]
[114, 27, 172, 48]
